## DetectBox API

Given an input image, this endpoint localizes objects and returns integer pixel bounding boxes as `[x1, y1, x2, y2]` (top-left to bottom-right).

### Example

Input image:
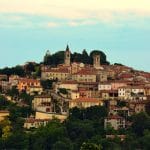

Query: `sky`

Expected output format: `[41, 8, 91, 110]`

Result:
[0, 0, 150, 72]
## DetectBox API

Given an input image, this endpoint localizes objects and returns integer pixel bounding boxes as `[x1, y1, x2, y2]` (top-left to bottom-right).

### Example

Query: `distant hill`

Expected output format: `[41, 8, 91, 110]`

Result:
[43, 49, 110, 66]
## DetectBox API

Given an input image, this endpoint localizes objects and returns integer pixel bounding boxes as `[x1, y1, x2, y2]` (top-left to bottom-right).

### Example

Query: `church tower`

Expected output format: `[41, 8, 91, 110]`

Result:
[93, 54, 101, 69]
[64, 45, 71, 66]
[43, 50, 51, 64]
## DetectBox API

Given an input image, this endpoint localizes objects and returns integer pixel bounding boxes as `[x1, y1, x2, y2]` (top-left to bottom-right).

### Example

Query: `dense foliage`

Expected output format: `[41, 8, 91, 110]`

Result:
[0, 62, 41, 78]
[44, 49, 110, 66]
[0, 66, 25, 76]
[0, 102, 150, 150]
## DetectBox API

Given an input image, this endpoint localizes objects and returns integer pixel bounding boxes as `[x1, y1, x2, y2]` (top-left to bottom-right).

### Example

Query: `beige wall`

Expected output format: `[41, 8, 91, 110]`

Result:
[0, 112, 9, 121]
[27, 87, 43, 95]
[72, 74, 96, 82]
[104, 118, 126, 130]
[111, 82, 127, 90]
[70, 92, 80, 100]
[32, 97, 51, 110]
[41, 71, 70, 81]
[98, 84, 111, 91]
[59, 83, 78, 91]
[69, 100, 103, 109]
[35, 111, 67, 121]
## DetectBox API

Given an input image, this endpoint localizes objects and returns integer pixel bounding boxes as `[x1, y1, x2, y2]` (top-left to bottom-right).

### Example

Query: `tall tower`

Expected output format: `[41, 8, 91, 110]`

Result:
[93, 54, 101, 69]
[64, 45, 71, 66]
[43, 50, 51, 65]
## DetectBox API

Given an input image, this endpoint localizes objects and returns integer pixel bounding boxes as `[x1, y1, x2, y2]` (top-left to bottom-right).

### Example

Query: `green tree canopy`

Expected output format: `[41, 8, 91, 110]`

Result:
[43, 49, 109, 65]
[131, 112, 150, 136]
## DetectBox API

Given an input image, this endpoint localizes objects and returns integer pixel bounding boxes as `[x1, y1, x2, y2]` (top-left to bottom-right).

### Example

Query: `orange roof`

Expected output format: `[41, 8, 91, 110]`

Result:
[100, 90, 118, 93]
[119, 85, 144, 89]
[111, 80, 129, 84]
[19, 78, 40, 83]
[141, 73, 150, 78]
[120, 73, 134, 78]
[43, 68, 69, 73]
[61, 80, 78, 84]
[74, 68, 97, 75]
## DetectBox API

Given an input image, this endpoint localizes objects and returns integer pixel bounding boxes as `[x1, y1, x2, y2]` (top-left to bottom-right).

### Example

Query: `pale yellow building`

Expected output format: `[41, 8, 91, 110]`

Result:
[0, 110, 9, 121]
[72, 68, 97, 83]
[69, 97, 103, 108]
[35, 111, 67, 122]
[27, 86, 43, 95]
[129, 101, 147, 114]
[68, 90, 80, 100]
[118, 86, 145, 100]
[57, 80, 78, 91]
[9, 75, 19, 87]
[32, 95, 51, 110]
[71, 62, 85, 74]
[41, 68, 70, 81]
[24, 116, 50, 129]
[104, 115, 126, 130]
[17, 78, 41, 92]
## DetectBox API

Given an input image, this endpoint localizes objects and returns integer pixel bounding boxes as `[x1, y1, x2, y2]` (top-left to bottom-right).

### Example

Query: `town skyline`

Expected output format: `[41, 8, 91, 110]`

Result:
[0, 45, 149, 72]
[0, 0, 150, 72]
[0, 1, 150, 149]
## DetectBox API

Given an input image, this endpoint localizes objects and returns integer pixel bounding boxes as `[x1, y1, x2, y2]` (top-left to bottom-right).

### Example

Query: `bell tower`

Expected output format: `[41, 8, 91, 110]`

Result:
[64, 45, 71, 66]
[93, 54, 101, 69]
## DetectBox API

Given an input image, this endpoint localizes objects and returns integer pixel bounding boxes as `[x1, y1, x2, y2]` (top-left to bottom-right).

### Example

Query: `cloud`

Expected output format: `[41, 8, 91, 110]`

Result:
[47, 22, 59, 27]
[68, 20, 97, 27]
[0, 0, 150, 20]
[0, 0, 150, 29]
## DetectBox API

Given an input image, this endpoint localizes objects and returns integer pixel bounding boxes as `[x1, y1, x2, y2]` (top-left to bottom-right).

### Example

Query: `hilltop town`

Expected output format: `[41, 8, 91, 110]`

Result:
[0, 45, 150, 149]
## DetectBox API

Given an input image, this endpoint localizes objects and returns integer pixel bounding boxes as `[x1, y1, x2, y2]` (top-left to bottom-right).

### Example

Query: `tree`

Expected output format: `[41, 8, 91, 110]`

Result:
[65, 119, 95, 143]
[82, 49, 89, 64]
[0, 95, 11, 110]
[4, 131, 29, 150]
[85, 106, 108, 120]
[71, 52, 82, 63]
[80, 142, 101, 150]
[114, 63, 124, 66]
[30, 120, 68, 150]
[0, 66, 25, 76]
[58, 88, 68, 95]
[0, 118, 12, 139]
[7, 86, 19, 97]
[141, 130, 150, 150]
[69, 107, 84, 120]
[25, 62, 35, 74]
[19, 91, 33, 105]
[46, 51, 65, 66]
[52, 138, 73, 150]
[117, 100, 127, 107]
[69, 106, 108, 121]
[43, 49, 109, 66]
[145, 102, 150, 116]
[41, 79, 56, 89]
[131, 112, 150, 136]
